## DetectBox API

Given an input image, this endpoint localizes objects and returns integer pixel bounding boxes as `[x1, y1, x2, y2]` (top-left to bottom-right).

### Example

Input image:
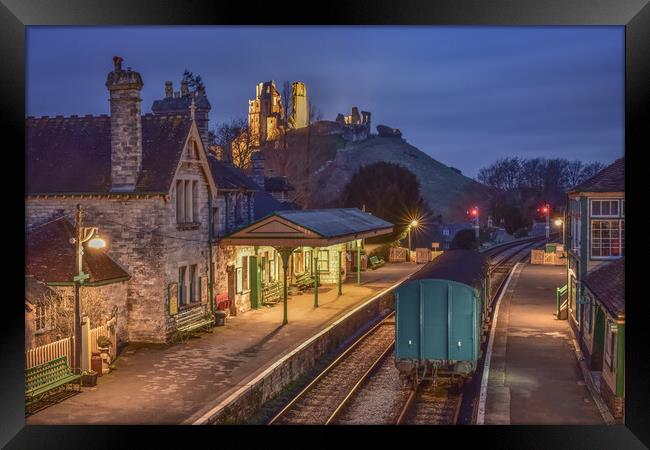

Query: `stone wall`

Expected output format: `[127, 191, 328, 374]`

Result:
[26, 161, 212, 343]
[214, 244, 256, 315]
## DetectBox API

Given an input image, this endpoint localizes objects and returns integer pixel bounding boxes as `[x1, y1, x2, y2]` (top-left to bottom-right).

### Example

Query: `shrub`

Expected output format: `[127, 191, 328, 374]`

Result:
[97, 335, 112, 348]
[450, 229, 478, 250]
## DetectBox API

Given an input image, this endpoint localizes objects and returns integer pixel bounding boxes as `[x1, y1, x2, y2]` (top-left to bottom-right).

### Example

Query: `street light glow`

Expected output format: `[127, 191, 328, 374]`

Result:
[554, 219, 563, 227]
[88, 236, 106, 249]
[410, 219, 419, 228]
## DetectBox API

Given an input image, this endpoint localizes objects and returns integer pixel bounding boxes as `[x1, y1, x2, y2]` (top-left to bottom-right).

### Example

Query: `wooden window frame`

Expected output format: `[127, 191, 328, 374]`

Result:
[317, 250, 330, 273]
[590, 199, 620, 218]
[590, 219, 624, 260]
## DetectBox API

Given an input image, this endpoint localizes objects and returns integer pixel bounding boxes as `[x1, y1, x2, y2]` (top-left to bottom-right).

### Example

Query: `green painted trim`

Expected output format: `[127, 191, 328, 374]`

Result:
[27, 191, 167, 197]
[616, 323, 625, 398]
[208, 191, 215, 314]
[46, 276, 131, 287]
[579, 196, 589, 280]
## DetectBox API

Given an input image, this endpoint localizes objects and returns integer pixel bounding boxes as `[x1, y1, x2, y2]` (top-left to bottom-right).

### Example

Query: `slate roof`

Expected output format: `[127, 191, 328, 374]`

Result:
[264, 176, 295, 192]
[151, 93, 211, 112]
[569, 157, 625, 193]
[25, 276, 59, 304]
[584, 258, 625, 318]
[273, 208, 393, 238]
[26, 217, 131, 285]
[26, 114, 192, 194]
[253, 190, 296, 220]
[408, 249, 488, 288]
[206, 156, 259, 191]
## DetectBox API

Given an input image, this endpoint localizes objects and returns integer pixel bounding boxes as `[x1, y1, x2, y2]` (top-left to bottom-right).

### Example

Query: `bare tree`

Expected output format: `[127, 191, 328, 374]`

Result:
[40, 288, 114, 340]
[580, 161, 607, 182]
[564, 160, 584, 188]
[210, 118, 255, 169]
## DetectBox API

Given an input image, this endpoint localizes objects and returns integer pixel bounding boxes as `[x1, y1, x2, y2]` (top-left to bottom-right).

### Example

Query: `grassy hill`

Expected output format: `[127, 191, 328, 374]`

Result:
[262, 129, 488, 221]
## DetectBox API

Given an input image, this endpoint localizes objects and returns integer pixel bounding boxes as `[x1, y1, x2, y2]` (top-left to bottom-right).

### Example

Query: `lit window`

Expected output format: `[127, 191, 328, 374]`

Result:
[591, 220, 624, 258]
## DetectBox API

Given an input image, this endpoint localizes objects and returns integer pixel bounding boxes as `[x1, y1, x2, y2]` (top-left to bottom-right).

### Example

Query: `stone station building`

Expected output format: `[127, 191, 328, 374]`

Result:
[26, 57, 218, 343]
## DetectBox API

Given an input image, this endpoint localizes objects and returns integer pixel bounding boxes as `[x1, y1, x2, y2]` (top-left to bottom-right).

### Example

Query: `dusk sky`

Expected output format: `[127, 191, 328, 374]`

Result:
[26, 26, 624, 178]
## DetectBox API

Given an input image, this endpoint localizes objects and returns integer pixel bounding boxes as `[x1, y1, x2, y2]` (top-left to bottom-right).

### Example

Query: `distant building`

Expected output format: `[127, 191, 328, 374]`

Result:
[564, 157, 624, 419]
[428, 222, 474, 250]
[335, 106, 371, 142]
[247, 80, 309, 148]
[151, 77, 211, 146]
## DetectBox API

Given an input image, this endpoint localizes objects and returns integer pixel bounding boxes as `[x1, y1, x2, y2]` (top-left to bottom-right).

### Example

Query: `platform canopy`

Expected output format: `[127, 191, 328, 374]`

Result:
[220, 208, 394, 247]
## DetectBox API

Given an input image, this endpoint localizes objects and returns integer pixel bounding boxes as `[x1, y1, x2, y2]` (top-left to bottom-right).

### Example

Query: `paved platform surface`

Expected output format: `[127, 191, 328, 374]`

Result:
[484, 263, 605, 425]
[27, 263, 420, 425]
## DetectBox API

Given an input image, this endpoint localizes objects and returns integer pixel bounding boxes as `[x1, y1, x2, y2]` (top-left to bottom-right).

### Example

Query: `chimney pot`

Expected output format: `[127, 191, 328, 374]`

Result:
[113, 56, 123, 72]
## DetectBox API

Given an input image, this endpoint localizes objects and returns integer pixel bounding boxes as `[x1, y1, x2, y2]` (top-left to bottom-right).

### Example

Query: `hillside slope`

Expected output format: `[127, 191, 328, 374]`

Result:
[262, 129, 487, 221]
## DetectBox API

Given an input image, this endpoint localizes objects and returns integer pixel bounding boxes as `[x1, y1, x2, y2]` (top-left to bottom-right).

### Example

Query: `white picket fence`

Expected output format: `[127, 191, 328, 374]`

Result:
[25, 335, 75, 369]
[25, 316, 117, 369]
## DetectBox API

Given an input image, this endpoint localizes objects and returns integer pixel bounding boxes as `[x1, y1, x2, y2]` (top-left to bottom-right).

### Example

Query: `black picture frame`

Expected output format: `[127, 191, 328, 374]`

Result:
[4, 0, 648, 448]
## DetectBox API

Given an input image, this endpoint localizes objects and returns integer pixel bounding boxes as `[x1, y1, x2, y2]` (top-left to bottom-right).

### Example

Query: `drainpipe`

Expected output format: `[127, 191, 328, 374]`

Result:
[208, 191, 215, 314]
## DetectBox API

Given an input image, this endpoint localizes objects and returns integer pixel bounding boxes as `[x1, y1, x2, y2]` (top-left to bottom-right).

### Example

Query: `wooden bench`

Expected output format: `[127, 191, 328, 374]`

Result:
[25, 356, 81, 406]
[294, 272, 316, 291]
[262, 281, 282, 305]
[368, 255, 385, 269]
[174, 306, 214, 341]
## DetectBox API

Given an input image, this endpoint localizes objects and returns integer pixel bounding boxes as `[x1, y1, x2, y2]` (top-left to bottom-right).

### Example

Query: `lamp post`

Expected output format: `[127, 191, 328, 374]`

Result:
[72, 204, 106, 372]
[470, 207, 479, 240]
[407, 219, 419, 251]
[542, 204, 550, 239]
[554, 218, 564, 244]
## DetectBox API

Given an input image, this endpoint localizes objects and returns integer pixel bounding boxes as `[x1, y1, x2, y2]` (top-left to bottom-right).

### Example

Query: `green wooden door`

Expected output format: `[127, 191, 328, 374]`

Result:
[592, 307, 605, 371]
[249, 256, 261, 309]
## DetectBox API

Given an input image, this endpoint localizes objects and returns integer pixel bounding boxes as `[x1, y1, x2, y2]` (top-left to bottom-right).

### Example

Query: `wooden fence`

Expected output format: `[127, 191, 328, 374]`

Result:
[25, 316, 117, 369]
[25, 335, 74, 369]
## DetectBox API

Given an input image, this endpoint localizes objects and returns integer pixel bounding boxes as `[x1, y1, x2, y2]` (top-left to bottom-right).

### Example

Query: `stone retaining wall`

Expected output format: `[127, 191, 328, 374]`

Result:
[199, 288, 396, 425]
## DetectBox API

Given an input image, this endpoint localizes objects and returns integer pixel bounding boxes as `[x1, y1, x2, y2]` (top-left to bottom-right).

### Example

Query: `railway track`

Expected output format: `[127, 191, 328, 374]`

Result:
[396, 378, 463, 425]
[268, 312, 396, 425]
[268, 237, 551, 426]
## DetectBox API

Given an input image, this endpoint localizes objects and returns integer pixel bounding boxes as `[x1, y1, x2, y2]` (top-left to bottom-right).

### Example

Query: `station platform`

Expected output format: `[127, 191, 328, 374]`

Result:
[26, 262, 420, 425]
[482, 263, 607, 424]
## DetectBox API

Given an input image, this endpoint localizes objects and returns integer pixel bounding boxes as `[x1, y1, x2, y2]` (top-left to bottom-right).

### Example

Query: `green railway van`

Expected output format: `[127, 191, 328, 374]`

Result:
[394, 249, 488, 383]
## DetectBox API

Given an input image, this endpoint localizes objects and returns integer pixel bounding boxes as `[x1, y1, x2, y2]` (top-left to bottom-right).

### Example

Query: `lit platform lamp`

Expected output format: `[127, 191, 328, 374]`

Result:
[70, 204, 107, 372]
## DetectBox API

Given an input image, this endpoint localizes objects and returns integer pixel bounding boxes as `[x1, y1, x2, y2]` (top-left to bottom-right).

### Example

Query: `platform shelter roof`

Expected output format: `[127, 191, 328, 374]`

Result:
[219, 208, 393, 248]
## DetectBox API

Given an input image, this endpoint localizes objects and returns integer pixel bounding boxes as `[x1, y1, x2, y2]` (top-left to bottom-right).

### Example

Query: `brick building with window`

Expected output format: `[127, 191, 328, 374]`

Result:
[564, 157, 624, 419]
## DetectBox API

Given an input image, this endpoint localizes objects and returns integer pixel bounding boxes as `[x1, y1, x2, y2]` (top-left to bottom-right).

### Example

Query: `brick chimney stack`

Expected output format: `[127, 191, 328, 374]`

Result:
[106, 56, 144, 191]
[181, 80, 190, 97]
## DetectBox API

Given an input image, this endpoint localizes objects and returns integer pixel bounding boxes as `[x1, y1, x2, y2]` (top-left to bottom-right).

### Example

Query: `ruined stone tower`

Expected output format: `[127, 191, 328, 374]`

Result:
[106, 56, 144, 191]
[248, 80, 284, 148]
[289, 81, 308, 129]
